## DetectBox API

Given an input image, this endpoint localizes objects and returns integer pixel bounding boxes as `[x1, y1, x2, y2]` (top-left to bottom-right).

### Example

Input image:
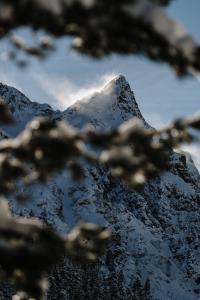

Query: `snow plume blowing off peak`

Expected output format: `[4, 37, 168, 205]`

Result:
[63, 74, 149, 130]
[32, 72, 118, 110]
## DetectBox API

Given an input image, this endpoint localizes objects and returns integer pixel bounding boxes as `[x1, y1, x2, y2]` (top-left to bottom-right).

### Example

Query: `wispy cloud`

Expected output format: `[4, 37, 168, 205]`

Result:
[32, 72, 117, 110]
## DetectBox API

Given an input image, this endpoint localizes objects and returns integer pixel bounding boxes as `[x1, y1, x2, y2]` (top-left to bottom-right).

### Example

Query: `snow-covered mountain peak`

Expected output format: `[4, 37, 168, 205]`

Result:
[64, 74, 149, 129]
[104, 74, 131, 92]
[0, 82, 57, 136]
[104, 74, 128, 87]
[0, 82, 35, 110]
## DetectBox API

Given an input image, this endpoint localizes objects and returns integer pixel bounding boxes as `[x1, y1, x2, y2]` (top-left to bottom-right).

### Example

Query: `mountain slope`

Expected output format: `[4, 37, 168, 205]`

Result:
[1, 77, 200, 299]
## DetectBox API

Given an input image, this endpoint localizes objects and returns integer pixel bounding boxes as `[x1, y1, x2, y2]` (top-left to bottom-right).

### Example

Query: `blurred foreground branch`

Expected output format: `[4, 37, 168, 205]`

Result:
[0, 198, 111, 300]
[0, 108, 199, 193]
[0, 0, 199, 76]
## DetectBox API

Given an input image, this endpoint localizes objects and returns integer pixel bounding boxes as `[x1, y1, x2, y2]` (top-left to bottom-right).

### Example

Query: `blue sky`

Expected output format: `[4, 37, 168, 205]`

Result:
[0, 0, 199, 128]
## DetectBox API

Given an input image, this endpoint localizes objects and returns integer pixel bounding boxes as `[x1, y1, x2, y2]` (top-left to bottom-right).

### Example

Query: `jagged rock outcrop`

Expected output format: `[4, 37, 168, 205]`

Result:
[1, 76, 200, 300]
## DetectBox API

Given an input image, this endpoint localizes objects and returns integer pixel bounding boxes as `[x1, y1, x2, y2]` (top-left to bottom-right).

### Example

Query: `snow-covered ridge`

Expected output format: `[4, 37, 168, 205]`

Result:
[1, 76, 200, 300]
[0, 82, 60, 136]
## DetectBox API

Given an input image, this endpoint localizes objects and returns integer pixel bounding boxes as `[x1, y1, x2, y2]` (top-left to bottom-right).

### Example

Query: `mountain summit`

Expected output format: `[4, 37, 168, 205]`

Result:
[64, 75, 149, 129]
[1, 77, 200, 300]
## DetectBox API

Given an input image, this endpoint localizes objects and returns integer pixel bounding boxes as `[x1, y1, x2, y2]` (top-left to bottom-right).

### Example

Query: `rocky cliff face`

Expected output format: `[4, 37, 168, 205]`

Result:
[1, 76, 200, 300]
